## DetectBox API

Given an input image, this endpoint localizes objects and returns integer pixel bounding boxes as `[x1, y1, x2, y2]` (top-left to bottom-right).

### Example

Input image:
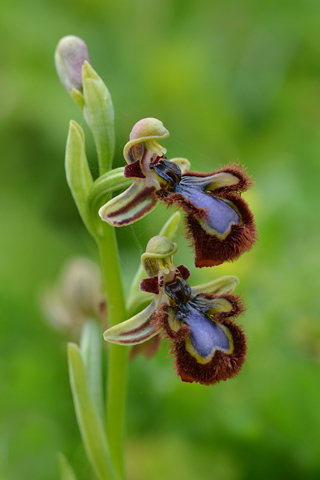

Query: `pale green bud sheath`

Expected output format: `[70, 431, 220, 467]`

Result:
[82, 62, 115, 175]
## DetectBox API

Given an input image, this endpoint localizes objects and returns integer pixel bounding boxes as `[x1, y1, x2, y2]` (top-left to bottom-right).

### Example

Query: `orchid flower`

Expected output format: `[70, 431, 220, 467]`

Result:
[104, 236, 247, 386]
[99, 118, 257, 267]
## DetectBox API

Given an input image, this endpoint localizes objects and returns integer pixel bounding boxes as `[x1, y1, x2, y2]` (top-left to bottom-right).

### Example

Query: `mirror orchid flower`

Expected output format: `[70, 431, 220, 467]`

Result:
[104, 236, 247, 386]
[99, 118, 257, 267]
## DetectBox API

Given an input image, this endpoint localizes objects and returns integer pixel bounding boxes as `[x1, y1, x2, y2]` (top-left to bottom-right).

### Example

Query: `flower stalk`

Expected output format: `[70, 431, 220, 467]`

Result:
[97, 223, 128, 479]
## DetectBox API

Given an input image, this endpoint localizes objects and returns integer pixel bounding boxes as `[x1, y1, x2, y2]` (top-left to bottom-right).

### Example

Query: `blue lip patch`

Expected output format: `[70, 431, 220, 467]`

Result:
[181, 305, 231, 358]
[176, 184, 240, 235]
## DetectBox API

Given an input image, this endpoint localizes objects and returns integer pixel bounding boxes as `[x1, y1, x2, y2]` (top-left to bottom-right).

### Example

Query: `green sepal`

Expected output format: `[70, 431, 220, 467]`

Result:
[80, 320, 104, 422]
[104, 301, 160, 345]
[82, 61, 115, 175]
[126, 212, 181, 312]
[98, 180, 158, 227]
[71, 88, 85, 112]
[65, 121, 96, 238]
[68, 343, 119, 480]
[58, 453, 78, 480]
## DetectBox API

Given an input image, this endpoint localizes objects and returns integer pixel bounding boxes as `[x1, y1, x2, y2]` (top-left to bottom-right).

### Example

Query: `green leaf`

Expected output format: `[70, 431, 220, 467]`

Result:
[65, 121, 96, 238]
[80, 321, 104, 421]
[58, 453, 78, 480]
[126, 212, 181, 312]
[68, 343, 119, 480]
[82, 61, 115, 175]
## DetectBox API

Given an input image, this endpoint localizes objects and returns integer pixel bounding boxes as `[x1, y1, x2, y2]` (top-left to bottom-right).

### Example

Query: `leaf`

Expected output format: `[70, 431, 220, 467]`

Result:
[65, 121, 96, 238]
[68, 343, 119, 480]
[58, 453, 78, 480]
[80, 321, 104, 421]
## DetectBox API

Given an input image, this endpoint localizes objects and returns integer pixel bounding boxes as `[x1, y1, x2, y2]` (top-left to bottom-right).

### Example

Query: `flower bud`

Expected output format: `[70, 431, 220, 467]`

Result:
[40, 257, 105, 337]
[54, 35, 90, 94]
[60, 257, 103, 318]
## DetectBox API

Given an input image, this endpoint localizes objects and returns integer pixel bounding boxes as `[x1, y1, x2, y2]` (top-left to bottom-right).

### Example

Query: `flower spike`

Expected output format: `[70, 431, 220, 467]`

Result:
[104, 236, 247, 386]
[99, 119, 257, 267]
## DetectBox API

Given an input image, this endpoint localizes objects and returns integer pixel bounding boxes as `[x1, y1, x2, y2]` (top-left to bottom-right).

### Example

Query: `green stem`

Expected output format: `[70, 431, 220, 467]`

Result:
[97, 222, 128, 480]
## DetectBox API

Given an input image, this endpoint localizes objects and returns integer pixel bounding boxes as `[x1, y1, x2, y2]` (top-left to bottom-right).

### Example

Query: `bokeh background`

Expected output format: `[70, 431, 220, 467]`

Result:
[1, 0, 320, 479]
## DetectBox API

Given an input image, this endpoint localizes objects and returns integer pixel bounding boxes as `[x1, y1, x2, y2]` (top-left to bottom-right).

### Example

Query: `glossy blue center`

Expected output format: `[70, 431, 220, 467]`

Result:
[179, 304, 231, 358]
[176, 183, 240, 235]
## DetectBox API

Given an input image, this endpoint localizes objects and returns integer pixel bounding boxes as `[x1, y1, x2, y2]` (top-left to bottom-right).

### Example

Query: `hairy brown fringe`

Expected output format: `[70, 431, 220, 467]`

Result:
[173, 318, 247, 385]
[156, 190, 257, 268]
[156, 295, 247, 386]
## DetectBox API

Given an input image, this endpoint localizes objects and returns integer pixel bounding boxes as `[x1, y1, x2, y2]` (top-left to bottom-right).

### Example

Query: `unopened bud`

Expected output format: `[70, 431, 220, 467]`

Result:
[60, 257, 102, 318]
[40, 257, 105, 337]
[54, 35, 90, 94]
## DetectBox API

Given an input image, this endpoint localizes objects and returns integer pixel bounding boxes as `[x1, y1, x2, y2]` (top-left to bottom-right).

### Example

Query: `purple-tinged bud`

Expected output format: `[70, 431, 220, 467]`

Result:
[54, 35, 90, 94]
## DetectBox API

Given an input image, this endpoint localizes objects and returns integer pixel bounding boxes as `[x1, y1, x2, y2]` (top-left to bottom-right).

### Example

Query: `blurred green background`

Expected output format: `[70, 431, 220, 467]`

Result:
[1, 0, 320, 479]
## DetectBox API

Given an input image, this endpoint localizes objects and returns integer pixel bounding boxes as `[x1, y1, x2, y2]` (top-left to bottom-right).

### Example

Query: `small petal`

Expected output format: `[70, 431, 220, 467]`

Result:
[176, 264, 190, 281]
[124, 160, 145, 178]
[140, 276, 160, 294]
[99, 181, 157, 226]
[170, 158, 191, 175]
[103, 301, 160, 345]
